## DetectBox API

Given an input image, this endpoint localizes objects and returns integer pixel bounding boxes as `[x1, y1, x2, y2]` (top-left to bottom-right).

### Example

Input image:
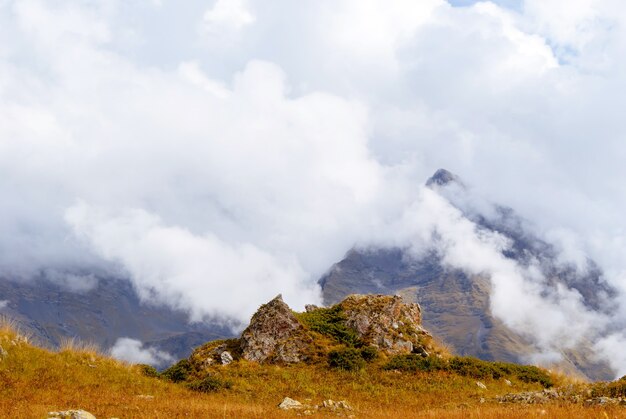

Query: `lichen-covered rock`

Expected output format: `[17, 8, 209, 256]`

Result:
[497, 389, 562, 404]
[240, 295, 312, 363]
[338, 294, 430, 354]
[584, 396, 626, 406]
[220, 351, 233, 365]
[47, 410, 96, 419]
[320, 399, 352, 411]
[278, 397, 304, 410]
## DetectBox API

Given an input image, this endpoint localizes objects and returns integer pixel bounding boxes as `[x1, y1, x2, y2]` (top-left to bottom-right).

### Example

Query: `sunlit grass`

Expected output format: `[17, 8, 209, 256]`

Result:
[0, 325, 624, 418]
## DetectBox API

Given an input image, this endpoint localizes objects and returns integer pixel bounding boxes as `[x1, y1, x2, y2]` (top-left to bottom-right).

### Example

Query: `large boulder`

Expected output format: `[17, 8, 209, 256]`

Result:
[338, 294, 430, 353]
[239, 295, 313, 363]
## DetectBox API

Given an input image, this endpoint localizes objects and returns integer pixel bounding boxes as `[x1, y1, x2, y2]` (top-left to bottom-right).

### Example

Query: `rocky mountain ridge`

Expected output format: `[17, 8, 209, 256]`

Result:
[0, 276, 231, 362]
[320, 169, 615, 381]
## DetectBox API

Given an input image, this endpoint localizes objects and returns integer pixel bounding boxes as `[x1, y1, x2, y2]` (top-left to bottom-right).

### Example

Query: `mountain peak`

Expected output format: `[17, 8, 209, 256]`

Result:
[426, 169, 463, 188]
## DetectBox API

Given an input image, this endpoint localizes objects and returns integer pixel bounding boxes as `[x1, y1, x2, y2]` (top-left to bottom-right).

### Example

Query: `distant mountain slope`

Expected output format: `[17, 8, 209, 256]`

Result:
[0, 276, 232, 362]
[321, 169, 615, 381]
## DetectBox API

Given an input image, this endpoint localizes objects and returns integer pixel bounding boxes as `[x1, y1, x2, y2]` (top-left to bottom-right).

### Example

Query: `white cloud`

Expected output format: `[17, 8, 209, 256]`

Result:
[110, 337, 173, 366]
[202, 0, 255, 42]
[65, 202, 319, 323]
[2, 0, 626, 375]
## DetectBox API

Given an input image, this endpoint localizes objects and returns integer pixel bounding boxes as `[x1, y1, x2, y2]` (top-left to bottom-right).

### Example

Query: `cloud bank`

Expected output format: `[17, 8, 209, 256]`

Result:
[110, 338, 173, 366]
[2, 0, 626, 374]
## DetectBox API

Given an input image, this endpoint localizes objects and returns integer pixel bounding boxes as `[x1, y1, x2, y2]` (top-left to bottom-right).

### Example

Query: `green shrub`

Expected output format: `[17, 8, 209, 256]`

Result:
[137, 364, 159, 378]
[360, 346, 379, 362]
[187, 375, 232, 393]
[449, 357, 502, 379]
[296, 306, 362, 347]
[514, 366, 554, 388]
[384, 355, 553, 387]
[592, 380, 626, 398]
[161, 359, 192, 383]
[328, 348, 366, 371]
[383, 354, 447, 372]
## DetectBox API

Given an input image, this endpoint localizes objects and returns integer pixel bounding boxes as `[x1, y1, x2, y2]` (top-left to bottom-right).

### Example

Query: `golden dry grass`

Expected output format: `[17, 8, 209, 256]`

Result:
[0, 326, 624, 418]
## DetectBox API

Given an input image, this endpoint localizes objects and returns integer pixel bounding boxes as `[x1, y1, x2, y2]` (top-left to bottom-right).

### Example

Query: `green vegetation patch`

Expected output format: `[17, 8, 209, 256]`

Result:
[137, 364, 159, 378]
[187, 375, 232, 393]
[328, 348, 366, 371]
[295, 306, 362, 347]
[384, 355, 554, 388]
[328, 346, 379, 371]
[591, 380, 626, 398]
[162, 359, 193, 383]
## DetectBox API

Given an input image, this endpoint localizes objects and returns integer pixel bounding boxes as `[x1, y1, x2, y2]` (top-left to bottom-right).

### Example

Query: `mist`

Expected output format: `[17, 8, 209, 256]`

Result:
[3, 0, 626, 375]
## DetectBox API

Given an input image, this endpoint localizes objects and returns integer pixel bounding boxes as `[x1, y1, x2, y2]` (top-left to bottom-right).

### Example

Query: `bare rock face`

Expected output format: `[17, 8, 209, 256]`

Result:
[338, 294, 430, 354]
[240, 294, 312, 363]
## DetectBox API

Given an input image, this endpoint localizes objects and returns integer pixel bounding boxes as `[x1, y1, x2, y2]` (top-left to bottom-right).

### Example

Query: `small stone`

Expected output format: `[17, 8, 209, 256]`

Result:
[504, 379, 512, 386]
[47, 410, 96, 419]
[476, 381, 487, 389]
[278, 397, 303, 410]
[220, 351, 233, 365]
[394, 340, 413, 352]
[337, 400, 352, 410]
[0, 344, 7, 358]
[320, 399, 352, 411]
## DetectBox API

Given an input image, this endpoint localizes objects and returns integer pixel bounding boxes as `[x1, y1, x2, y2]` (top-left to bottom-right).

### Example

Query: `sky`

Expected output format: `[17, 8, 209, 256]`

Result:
[2, 0, 626, 374]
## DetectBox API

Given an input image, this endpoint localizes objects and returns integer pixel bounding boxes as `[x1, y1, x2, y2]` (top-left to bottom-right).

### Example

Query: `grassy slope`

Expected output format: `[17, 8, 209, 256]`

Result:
[0, 324, 625, 418]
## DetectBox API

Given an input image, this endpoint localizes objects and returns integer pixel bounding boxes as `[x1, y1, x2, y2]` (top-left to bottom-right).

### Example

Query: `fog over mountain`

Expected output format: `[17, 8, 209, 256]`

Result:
[2, 0, 626, 375]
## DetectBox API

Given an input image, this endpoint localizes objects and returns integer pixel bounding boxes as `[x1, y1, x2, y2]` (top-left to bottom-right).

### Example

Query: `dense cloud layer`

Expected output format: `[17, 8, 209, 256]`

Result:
[2, 0, 626, 374]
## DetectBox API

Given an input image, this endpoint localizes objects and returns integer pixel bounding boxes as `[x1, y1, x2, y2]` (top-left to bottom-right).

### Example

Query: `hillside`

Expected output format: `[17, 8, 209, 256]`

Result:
[1, 297, 626, 418]
[0, 276, 232, 362]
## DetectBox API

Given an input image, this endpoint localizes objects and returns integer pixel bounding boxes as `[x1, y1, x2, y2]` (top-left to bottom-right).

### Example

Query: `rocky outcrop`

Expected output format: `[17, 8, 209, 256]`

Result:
[190, 293, 434, 369]
[277, 397, 353, 415]
[338, 294, 430, 354]
[239, 295, 313, 363]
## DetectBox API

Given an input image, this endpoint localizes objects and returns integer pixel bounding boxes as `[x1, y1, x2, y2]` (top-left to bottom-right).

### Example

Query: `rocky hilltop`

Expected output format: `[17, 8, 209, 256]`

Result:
[188, 293, 436, 369]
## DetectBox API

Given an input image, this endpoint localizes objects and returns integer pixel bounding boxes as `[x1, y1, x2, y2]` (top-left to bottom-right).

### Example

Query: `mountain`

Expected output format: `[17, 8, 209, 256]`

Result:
[0, 275, 232, 362]
[320, 169, 615, 381]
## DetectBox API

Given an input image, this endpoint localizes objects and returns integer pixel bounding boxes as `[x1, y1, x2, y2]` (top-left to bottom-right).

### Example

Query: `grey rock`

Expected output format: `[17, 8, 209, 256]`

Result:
[240, 295, 311, 363]
[320, 399, 352, 411]
[339, 294, 430, 355]
[220, 351, 233, 365]
[584, 396, 625, 406]
[47, 410, 96, 419]
[476, 381, 487, 389]
[278, 397, 303, 410]
[497, 389, 563, 404]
